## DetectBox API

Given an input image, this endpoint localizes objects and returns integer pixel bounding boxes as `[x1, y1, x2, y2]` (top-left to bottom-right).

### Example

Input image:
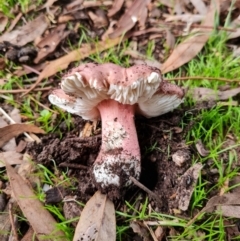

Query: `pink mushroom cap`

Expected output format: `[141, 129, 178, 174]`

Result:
[49, 63, 184, 120]
[49, 63, 184, 196]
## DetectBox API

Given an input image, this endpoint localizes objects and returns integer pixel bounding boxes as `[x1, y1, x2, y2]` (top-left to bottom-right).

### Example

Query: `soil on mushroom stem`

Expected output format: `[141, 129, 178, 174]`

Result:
[27, 110, 190, 209]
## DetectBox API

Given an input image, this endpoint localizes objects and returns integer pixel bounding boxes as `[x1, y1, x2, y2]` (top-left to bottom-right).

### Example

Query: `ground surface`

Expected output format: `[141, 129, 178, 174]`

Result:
[1, 0, 240, 240]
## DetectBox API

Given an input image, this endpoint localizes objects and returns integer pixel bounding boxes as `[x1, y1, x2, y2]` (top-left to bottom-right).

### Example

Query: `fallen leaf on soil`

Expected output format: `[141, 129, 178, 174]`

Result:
[23, 37, 122, 95]
[20, 227, 36, 241]
[0, 112, 17, 151]
[63, 196, 82, 227]
[37, 0, 58, 10]
[73, 191, 116, 241]
[88, 9, 108, 29]
[0, 14, 48, 46]
[165, 29, 175, 49]
[0, 151, 23, 167]
[203, 193, 240, 218]
[0, 58, 6, 70]
[66, 0, 84, 10]
[108, 0, 124, 17]
[14, 62, 47, 77]
[109, 0, 150, 38]
[161, 0, 220, 74]
[143, 221, 159, 241]
[5, 163, 66, 240]
[188, 87, 240, 101]
[164, 14, 204, 23]
[0, 13, 8, 32]
[195, 139, 210, 157]
[130, 221, 152, 241]
[154, 226, 165, 241]
[176, 163, 203, 211]
[0, 124, 45, 148]
[227, 15, 240, 40]
[173, 0, 187, 15]
[34, 24, 71, 64]
[190, 0, 207, 15]
[0, 201, 11, 241]
[188, 189, 240, 226]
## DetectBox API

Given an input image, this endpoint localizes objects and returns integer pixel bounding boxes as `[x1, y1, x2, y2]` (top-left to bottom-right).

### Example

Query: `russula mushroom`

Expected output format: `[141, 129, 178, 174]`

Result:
[49, 63, 184, 197]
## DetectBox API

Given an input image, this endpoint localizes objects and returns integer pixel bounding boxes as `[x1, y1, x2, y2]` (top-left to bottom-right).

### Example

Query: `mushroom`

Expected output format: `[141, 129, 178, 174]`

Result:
[49, 63, 184, 197]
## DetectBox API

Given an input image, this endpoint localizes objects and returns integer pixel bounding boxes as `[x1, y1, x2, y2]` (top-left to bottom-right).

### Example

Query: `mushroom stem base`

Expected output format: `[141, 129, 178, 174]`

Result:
[93, 99, 141, 196]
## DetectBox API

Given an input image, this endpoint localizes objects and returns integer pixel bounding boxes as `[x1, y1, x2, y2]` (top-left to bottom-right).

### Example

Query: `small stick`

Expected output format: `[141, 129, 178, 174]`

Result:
[28, 95, 58, 113]
[9, 199, 19, 241]
[166, 76, 240, 83]
[22, 64, 41, 75]
[158, 20, 236, 32]
[129, 176, 161, 204]
[0, 87, 52, 94]
[7, 12, 22, 32]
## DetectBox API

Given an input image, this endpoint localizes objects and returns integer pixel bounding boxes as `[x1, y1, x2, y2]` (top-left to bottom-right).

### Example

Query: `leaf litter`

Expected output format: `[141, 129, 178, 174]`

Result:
[1, 0, 240, 240]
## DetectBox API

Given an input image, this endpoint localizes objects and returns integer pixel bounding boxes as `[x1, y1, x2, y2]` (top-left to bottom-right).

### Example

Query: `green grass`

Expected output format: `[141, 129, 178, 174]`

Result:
[0, 0, 42, 16]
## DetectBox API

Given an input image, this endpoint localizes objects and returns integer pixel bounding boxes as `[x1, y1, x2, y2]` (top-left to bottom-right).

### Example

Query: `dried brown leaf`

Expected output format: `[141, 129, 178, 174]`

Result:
[88, 9, 109, 29]
[73, 191, 116, 241]
[164, 14, 204, 23]
[0, 124, 45, 148]
[108, 0, 124, 17]
[0, 151, 23, 167]
[177, 163, 203, 211]
[165, 29, 175, 49]
[82, 1, 112, 8]
[0, 202, 11, 241]
[190, 0, 207, 14]
[0, 13, 8, 32]
[37, 0, 58, 10]
[34, 24, 70, 64]
[188, 87, 240, 101]
[228, 16, 240, 40]
[204, 193, 240, 218]
[0, 14, 48, 46]
[5, 163, 66, 240]
[161, 0, 220, 74]
[195, 139, 210, 157]
[0, 58, 6, 70]
[154, 226, 165, 241]
[130, 221, 152, 241]
[173, 0, 188, 15]
[20, 227, 37, 241]
[109, 0, 150, 38]
[23, 37, 122, 95]
[66, 0, 84, 10]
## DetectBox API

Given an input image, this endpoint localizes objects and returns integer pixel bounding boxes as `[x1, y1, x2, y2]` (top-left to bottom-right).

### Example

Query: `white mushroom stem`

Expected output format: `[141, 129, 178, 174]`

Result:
[92, 99, 141, 189]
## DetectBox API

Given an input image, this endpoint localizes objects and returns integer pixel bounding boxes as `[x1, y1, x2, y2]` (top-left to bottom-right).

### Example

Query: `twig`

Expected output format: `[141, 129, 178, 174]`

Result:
[22, 64, 41, 75]
[9, 199, 19, 241]
[0, 87, 52, 94]
[159, 20, 236, 32]
[129, 176, 161, 204]
[166, 76, 240, 83]
[0, 107, 34, 141]
[28, 95, 58, 113]
[7, 13, 22, 32]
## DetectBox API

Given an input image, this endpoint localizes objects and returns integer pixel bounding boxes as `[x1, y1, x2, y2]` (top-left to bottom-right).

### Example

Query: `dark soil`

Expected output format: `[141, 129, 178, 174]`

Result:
[27, 108, 192, 211]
